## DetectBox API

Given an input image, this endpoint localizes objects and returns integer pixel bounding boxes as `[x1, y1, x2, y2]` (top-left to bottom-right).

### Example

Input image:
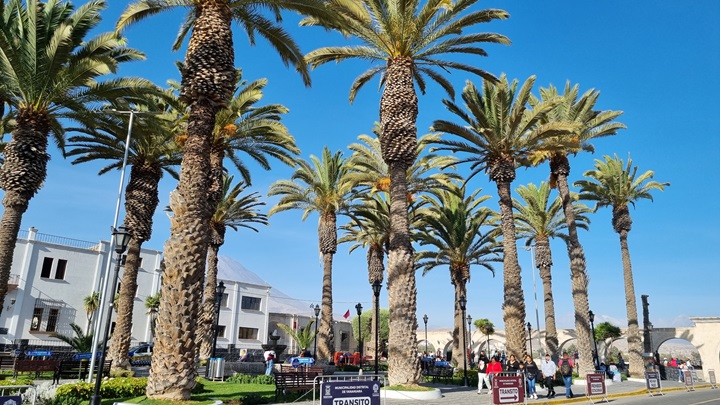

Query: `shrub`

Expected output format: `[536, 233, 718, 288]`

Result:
[56, 377, 147, 401]
[225, 373, 274, 385]
[0, 377, 34, 386]
[238, 393, 271, 404]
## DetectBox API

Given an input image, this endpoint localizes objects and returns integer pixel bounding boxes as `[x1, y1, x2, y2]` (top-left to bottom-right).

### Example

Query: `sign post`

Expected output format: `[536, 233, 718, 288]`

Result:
[585, 373, 608, 404]
[492, 373, 525, 404]
[321, 380, 381, 405]
[645, 371, 664, 396]
[708, 369, 717, 389]
[683, 369, 695, 392]
[0, 396, 21, 404]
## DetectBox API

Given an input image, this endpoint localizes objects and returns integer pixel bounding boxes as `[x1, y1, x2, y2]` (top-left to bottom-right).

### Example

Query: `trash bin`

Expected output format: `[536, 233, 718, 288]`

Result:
[208, 358, 225, 381]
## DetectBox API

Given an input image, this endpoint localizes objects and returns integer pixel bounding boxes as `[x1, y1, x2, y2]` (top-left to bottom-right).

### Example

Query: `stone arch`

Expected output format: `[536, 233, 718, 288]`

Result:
[416, 339, 436, 355]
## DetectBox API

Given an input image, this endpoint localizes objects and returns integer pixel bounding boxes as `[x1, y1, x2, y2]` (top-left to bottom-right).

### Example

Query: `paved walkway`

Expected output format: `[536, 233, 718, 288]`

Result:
[269, 378, 711, 405]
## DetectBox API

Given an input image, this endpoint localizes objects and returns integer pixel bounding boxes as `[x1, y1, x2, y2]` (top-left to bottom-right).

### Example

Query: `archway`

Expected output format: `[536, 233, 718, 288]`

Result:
[656, 337, 701, 381]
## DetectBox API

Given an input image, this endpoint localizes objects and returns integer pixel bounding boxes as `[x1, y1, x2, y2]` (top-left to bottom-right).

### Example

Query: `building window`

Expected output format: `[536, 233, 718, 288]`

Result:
[40, 257, 68, 280]
[55, 260, 67, 280]
[238, 327, 258, 340]
[40, 258, 53, 278]
[31, 308, 43, 331]
[217, 325, 226, 338]
[241, 296, 261, 311]
[46, 308, 59, 332]
[220, 293, 229, 308]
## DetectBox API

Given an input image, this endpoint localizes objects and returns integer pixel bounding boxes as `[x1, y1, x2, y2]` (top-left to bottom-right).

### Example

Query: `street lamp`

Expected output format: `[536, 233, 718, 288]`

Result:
[355, 303, 363, 366]
[372, 280, 382, 376]
[589, 310, 599, 370]
[467, 315, 473, 363]
[313, 304, 320, 360]
[458, 295, 468, 387]
[90, 225, 131, 405]
[211, 281, 226, 359]
[423, 314, 429, 355]
[527, 322, 533, 359]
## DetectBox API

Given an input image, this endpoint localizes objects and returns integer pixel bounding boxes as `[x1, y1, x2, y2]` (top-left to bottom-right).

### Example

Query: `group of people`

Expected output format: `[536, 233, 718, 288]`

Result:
[476, 351, 578, 400]
[663, 357, 693, 382]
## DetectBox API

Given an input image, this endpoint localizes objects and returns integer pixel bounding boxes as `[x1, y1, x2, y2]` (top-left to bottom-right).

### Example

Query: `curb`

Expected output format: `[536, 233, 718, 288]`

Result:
[527, 383, 715, 404]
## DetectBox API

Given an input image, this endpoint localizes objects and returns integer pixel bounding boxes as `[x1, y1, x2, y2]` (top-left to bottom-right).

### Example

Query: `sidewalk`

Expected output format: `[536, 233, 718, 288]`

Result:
[379, 378, 711, 405]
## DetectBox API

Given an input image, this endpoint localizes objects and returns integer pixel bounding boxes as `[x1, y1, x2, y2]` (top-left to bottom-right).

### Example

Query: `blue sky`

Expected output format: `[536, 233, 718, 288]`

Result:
[11, 1, 720, 337]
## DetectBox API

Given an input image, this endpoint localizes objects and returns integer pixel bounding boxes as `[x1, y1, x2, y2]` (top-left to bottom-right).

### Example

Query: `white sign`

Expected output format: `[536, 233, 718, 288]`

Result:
[333, 398, 371, 405]
[498, 387, 519, 403]
[590, 382, 604, 395]
[648, 379, 659, 389]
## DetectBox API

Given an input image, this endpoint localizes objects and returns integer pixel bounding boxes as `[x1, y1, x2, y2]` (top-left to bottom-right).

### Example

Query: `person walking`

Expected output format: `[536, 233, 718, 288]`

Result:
[264, 349, 276, 375]
[485, 356, 503, 395]
[541, 353, 558, 399]
[477, 351, 490, 394]
[505, 353, 520, 373]
[524, 354, 540, 400]
[558, 351, 575, 398]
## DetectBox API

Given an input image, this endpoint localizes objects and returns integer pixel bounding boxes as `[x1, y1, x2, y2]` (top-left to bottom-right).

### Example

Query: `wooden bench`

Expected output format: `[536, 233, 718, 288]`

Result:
[0, 356, 15, 371]
[13, 359, 59, 378]
[52, 359, 113, 383]
[273, 369, 323, 401]
[425, 365, 454, 384]
[279, 364, 324, 374]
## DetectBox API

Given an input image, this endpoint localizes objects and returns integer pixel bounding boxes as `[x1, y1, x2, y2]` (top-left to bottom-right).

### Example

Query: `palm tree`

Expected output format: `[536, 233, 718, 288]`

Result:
[277, 320, 317, 353]
[66, 96, 183, 371]
[474, 318, 495, 353]
[269, 147, 356, 361]
[431, 76, 576, 358]
[575, 154, 668, 376]
[52, 323, 95, 353]
[197, 175, 268, 361]
[530, 83, 625, 376]
[513, 182, 591, 356]
[0, 0, 153, 314]
[303, 0, 510, 385]
[84, 292, 101, 334]
[415, 184, 501, 370]
[146, 292, 161, 339]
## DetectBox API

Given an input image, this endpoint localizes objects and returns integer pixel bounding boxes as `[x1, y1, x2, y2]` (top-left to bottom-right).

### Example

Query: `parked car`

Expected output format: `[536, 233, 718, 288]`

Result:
[129, 344, 153, 366]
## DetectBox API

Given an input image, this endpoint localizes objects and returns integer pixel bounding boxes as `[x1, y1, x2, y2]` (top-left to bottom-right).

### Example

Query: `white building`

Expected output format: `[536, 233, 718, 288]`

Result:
[1, 228, 354, 358]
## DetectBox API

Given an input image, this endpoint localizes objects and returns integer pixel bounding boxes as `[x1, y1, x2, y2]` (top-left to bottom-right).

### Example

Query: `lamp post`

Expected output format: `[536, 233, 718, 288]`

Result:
[423, 314, 429, 355]
[355, 303, 363, 366]
[90, 225, 131, 405]
[372, 280, 382, 376]
[313, 304, 320, 360]
[458, 295, 468, 387]
[527, 322, 533, 359]
[467, 315, 473, 363]
[648, 322, 656, 365]
[211, 281, 226, 359]
[589, 310, 599, 370]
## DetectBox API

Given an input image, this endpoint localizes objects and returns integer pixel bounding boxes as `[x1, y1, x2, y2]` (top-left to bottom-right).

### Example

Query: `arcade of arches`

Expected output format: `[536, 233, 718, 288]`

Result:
[418, 317, 719, 375]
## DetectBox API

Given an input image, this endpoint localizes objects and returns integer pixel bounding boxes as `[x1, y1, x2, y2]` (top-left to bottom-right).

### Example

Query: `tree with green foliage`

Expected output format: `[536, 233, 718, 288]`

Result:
[52, 323, 94, 353]
[277, 320, 317, 353]
[269, 147, 356, 361]
[303, 0, 509, 386]
[83, 292, 101, 334]
[431, 76, 576, 358]
[576, 154, 668, 376]
[474, 319, 495, 353]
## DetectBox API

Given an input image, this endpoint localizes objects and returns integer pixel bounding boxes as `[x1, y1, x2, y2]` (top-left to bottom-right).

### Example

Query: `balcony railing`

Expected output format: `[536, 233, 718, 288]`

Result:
[17, 230, 100, 250]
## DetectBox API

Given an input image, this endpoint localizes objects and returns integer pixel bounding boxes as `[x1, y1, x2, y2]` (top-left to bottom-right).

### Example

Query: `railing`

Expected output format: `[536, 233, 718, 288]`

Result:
[18, 230, 100, 250]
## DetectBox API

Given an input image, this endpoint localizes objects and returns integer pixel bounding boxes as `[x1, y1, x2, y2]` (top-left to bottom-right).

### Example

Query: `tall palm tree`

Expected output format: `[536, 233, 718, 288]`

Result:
[575, 154, 668, 376]
[513, 182, 591, 356]
[146, 292, 161, 338]
[269, 147, 356, 361]
[474, 318, 495, 353]
[66, 97, 183, 370]
[84, 292, 101, 334]
[415, 184, 501, 370]
[0, 0, 153, 314]
[529, 82, 625, 375]
[197, 174, 268, 361]
[431, 76, 576, 358]
[303, 0, 509, 385]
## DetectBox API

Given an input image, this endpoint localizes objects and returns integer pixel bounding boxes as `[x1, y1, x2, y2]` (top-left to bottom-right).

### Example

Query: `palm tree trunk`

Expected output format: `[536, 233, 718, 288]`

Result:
[318, 251, 334, 360]
[618, 229, 643, 376]
[367, 245, 384, 362]
[495, 179, 526, 358]
[146, 0, 234, 399]
[108, 237, 143, 370]
[552, 155, 594, 376]
[386, 161, 420, 385]
[535, 240, 558, 356]
[198, 243, 221, 361]
[381, 56, 420, 386]
[452, 281, 468, 370]
[0, 110, 50, 313]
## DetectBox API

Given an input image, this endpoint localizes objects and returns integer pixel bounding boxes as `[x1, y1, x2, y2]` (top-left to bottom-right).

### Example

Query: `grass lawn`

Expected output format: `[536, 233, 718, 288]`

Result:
[87, 380, 289, 405]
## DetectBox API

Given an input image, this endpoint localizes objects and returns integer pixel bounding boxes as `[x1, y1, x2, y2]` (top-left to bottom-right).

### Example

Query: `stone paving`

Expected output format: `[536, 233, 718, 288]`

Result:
[379, 378, 707, 405]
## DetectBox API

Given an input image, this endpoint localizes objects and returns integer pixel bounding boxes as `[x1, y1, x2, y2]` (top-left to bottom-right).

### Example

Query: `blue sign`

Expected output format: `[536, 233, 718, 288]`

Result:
[73, 352, 101, 360]
[26, 350, 52, 357]
[0, 396, 22, 404]
[289, 357, 315, 367]
[321, 380, 380, 405]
